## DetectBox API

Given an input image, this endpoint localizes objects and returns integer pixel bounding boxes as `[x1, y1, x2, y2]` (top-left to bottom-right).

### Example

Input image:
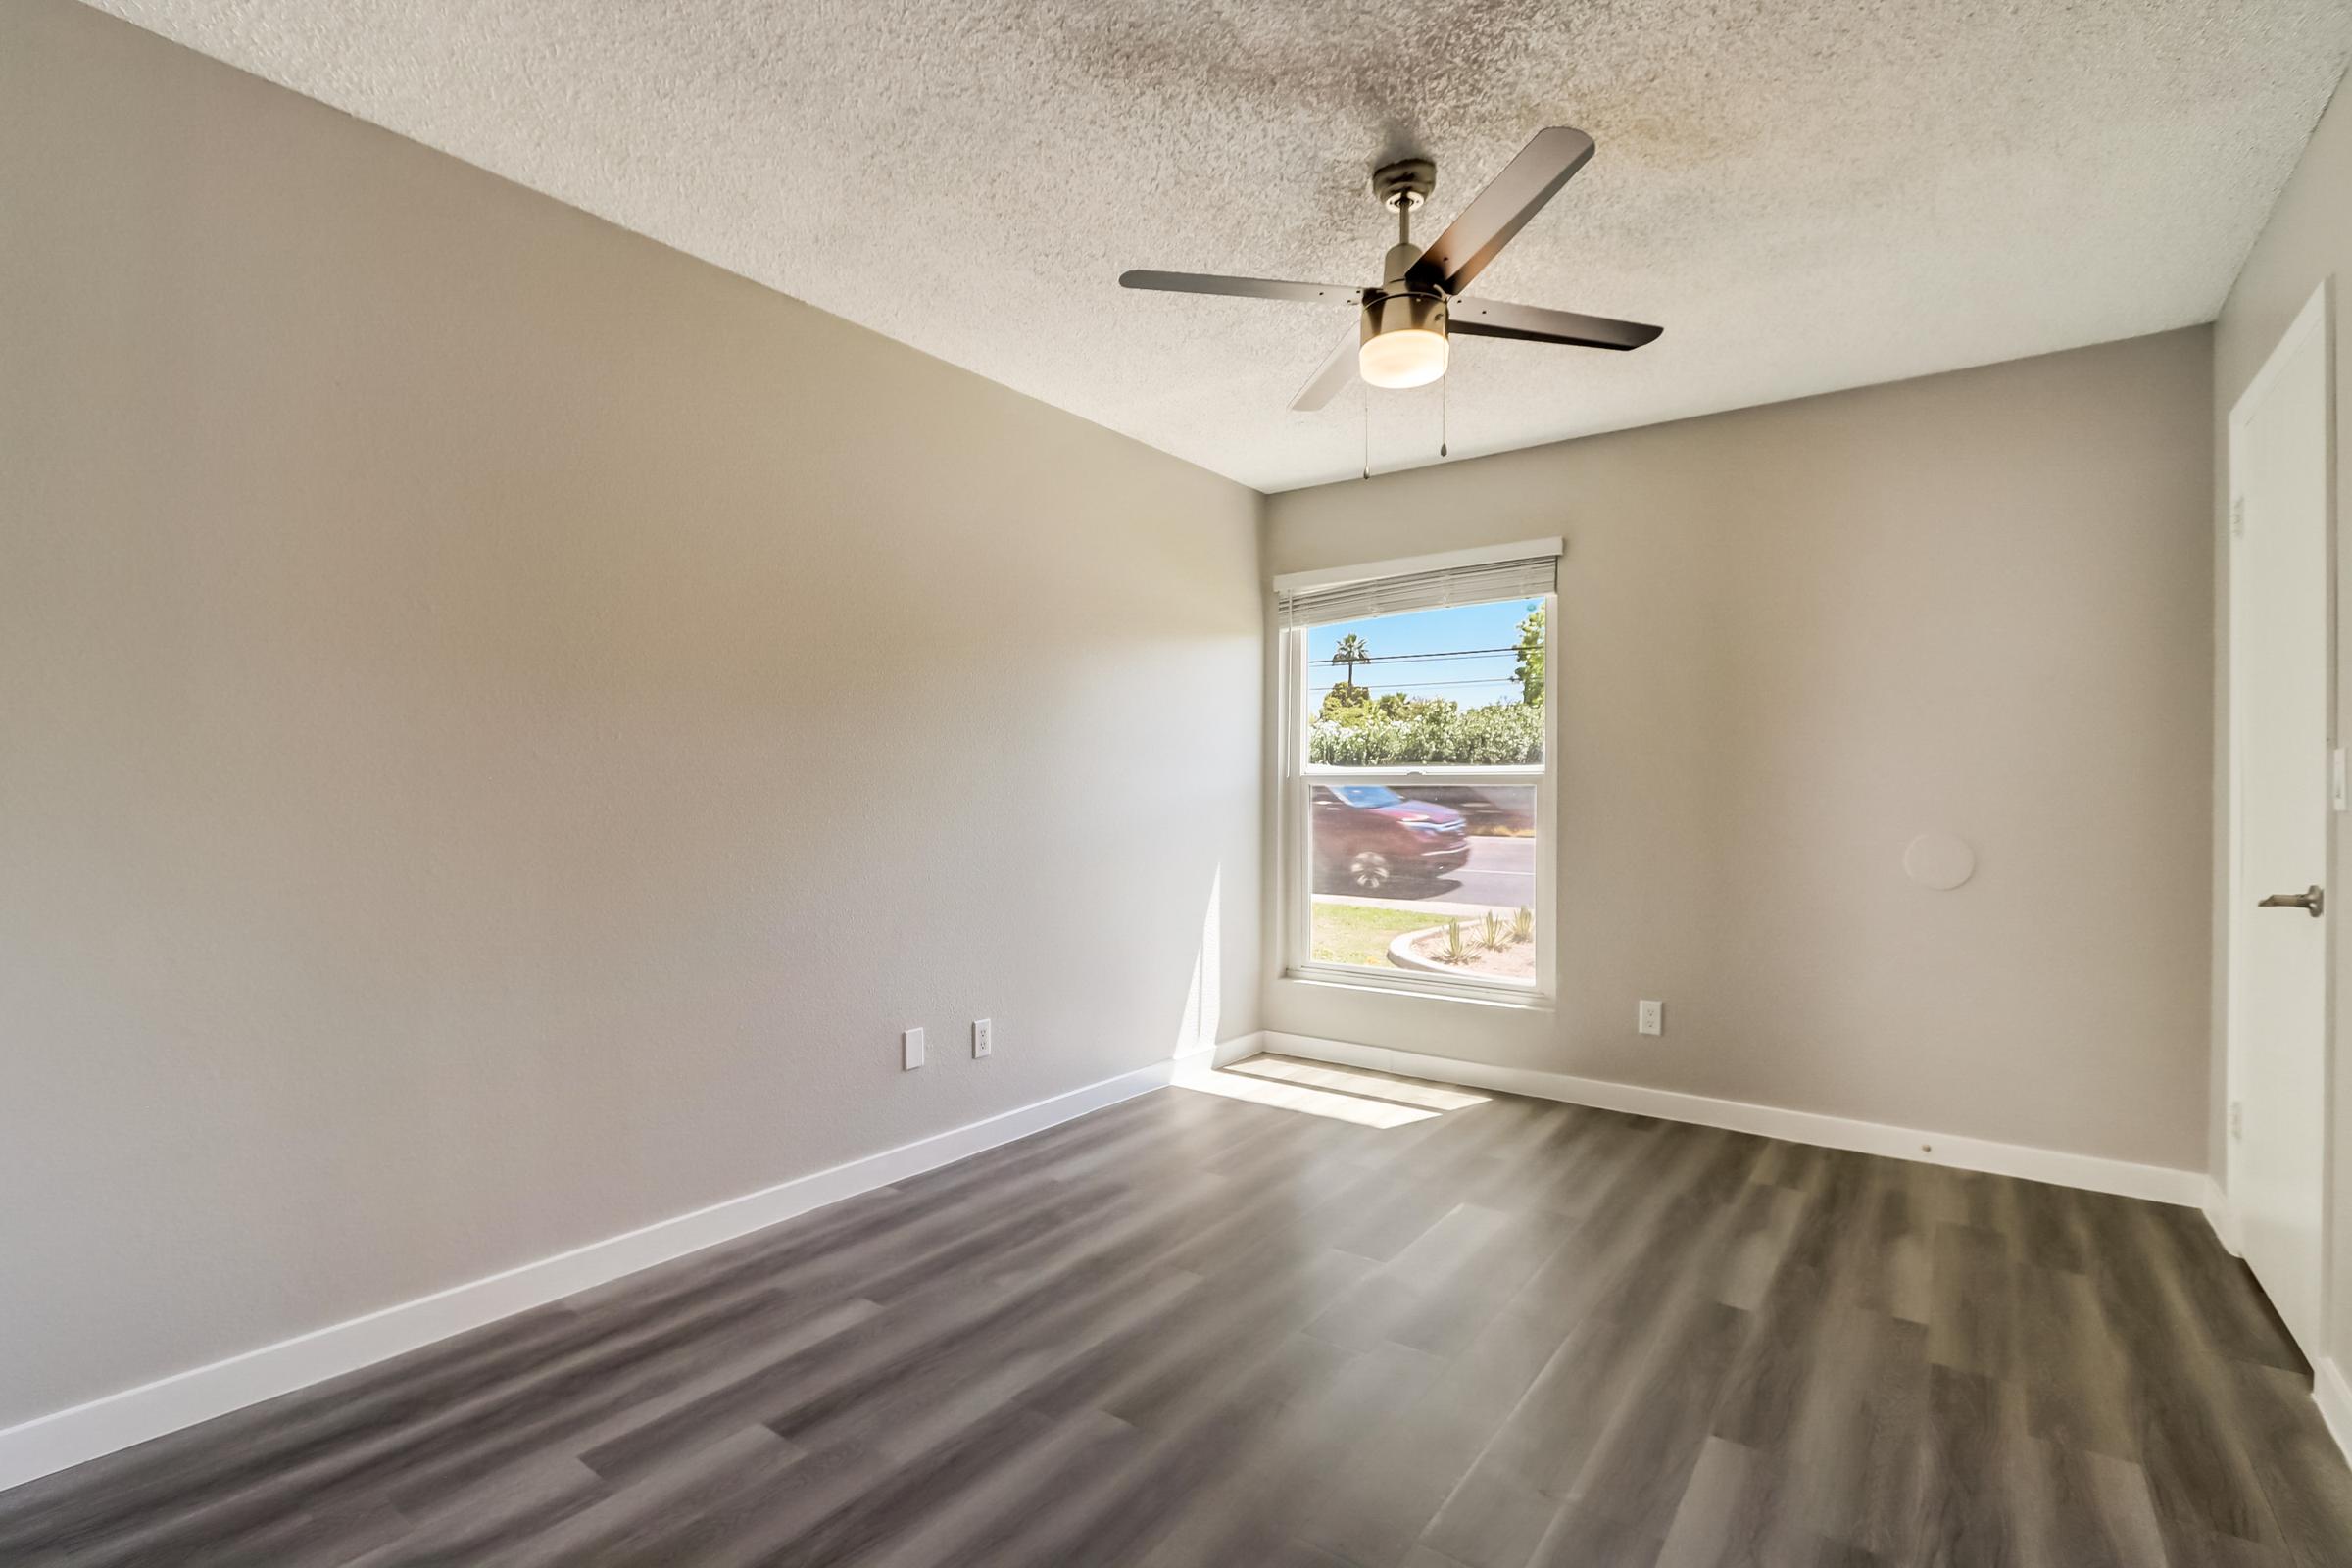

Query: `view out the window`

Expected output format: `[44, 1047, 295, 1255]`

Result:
[1300, 595, 1545, 989]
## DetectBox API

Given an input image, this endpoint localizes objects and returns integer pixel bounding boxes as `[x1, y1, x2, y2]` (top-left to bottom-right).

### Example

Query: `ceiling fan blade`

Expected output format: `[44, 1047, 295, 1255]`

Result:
[1120, 270, 1365, 305]
[1291, 326, 1360, 411]
[1406, 127, 1595, 296]
[1449, 297, 1661, 351]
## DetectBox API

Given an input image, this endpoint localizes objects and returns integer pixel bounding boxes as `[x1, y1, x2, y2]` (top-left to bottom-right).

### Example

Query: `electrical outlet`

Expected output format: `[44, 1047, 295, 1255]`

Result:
[2230, 1100, 2243, 1140]
[972, 1018, 993, 1058]
[902, 1027, 925, 1071]
[1638, 1000, 1664, 1037]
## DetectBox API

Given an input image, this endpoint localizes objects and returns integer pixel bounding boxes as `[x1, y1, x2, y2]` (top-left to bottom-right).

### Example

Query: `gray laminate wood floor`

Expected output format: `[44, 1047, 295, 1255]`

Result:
[5, 1054, 2349, 1566]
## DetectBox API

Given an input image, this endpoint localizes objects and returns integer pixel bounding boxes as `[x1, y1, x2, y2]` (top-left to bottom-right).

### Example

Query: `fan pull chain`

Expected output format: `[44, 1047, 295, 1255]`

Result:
[1440, 370, 1448, 458]
[1361, 381, 1371, 479]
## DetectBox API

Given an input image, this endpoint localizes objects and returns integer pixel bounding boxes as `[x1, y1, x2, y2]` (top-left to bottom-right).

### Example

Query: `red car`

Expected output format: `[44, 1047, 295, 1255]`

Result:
[1311, 785, 1470, 892]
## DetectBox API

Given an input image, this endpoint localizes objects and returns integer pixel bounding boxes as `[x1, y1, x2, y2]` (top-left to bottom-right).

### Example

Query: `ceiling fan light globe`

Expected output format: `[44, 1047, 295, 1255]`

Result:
[1359, 327, 1448, 389]
[1358, 290, 1450, 390]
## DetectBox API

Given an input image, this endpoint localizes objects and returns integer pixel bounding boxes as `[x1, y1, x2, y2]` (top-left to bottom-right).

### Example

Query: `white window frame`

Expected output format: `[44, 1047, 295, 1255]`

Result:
[1277, 551, 1558, 1006]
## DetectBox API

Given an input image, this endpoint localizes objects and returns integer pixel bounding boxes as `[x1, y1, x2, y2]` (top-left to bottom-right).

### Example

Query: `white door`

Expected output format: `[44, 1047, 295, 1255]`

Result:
[2228, 280, 2333, 1358]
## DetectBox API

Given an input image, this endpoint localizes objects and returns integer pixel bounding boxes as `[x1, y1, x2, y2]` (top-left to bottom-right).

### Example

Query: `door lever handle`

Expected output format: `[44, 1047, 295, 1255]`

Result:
[2257, 885, 2325, 918]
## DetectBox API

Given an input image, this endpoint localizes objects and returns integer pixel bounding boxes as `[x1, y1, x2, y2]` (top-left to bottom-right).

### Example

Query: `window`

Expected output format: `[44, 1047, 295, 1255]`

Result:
[1277, 543, 1558, 1002]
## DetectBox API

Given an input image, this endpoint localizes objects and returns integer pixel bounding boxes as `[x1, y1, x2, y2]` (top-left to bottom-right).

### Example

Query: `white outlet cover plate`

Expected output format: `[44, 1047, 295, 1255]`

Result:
[902, 1028, 925, 1071]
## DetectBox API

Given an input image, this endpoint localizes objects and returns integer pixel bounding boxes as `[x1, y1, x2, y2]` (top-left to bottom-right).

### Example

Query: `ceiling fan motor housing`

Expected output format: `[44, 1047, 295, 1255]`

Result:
[1364, 236, 1446, 345]
[1360, 286, 1447, 347]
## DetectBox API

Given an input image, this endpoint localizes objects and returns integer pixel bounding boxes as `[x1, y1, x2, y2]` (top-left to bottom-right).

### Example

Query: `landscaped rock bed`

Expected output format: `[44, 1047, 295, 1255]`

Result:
[1388, 913, 1537, 980]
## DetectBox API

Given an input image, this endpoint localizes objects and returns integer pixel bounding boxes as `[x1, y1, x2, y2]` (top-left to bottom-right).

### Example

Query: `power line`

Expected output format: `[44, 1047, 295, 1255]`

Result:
[1355, 647, 1520, 662]
[1310, 677, 1526, 692]
[1319, 646, 1522, 663]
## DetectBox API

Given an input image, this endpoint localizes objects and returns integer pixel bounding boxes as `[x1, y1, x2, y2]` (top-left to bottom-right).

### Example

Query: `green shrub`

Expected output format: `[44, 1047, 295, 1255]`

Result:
[1307, 700, 1543, 766]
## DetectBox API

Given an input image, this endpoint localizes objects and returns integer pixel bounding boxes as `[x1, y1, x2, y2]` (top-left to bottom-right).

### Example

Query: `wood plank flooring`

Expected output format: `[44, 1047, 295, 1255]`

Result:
[4, 1054, 2348, 1566]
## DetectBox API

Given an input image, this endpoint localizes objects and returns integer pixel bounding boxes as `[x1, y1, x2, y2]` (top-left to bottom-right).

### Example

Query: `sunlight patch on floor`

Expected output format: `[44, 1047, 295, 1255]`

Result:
[1220, 1055, 1491, 1112]
[1174, 1066, 1442, 1128]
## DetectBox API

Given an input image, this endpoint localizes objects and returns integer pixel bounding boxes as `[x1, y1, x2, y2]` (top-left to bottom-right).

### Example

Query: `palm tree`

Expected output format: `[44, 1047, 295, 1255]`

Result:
[1331, 633, 1369, 691]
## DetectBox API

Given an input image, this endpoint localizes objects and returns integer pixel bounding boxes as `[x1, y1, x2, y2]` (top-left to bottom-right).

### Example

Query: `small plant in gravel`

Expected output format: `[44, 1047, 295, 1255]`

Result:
[1482, 910, 1506, 951]
[1511, 906, 1534, 944]
[1442, 917, 1468, 963]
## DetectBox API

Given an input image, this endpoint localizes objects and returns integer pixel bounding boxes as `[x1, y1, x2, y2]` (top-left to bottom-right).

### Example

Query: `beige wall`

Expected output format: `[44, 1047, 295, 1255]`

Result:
[0, 0, 1261, 1429]
[2213, 74, 2352, 1375]
[1265, 330, 2215, 1173]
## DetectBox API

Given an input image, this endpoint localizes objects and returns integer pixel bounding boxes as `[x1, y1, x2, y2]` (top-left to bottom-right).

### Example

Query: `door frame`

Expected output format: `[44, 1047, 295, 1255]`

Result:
[2224, 275, 2337, 1364]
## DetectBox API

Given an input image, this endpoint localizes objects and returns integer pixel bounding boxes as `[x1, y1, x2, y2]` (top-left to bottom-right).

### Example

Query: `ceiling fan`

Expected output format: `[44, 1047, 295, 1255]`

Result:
[1120, 127, 1661, 411]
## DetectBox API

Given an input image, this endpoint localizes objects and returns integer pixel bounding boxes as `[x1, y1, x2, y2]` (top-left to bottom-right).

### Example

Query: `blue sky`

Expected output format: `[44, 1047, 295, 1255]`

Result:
[1306, 598, 1539, 707]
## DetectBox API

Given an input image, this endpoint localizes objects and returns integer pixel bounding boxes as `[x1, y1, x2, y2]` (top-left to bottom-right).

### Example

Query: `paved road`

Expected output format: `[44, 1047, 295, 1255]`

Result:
[1313, 833, 1536, 915]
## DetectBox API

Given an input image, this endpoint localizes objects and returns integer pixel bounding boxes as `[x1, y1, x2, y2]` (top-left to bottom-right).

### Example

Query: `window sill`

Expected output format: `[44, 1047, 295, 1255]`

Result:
[1280, 966, 1556, 1012]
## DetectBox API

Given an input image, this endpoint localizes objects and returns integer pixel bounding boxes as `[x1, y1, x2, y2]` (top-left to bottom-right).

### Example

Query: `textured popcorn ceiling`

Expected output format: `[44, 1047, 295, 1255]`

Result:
[84, 1, 2352, 491]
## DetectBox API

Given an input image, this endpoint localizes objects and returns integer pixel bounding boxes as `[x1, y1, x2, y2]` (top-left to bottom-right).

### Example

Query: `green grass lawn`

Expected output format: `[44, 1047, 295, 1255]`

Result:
[1309, 901, 1450, 967]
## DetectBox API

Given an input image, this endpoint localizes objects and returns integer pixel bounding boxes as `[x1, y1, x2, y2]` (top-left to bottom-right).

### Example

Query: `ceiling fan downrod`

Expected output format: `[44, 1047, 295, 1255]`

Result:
[1357, 158, 1448, 388]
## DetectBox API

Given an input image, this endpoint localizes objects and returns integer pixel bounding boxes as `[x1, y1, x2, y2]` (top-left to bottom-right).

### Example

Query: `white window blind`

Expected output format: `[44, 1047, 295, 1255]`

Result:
[1276, 554, 1558, 629]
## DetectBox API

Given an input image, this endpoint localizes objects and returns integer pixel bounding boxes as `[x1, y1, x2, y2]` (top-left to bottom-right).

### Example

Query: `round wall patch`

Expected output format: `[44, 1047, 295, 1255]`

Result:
[1903, 832, 1976, 890]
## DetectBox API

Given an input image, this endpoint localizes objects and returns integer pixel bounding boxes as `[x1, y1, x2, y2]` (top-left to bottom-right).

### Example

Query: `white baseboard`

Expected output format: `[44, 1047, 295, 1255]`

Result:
[2201, 1177, 2243, 1256]
[2317, 1358, 2352, 1470]
[1206, 1030, 1267, 1069]
[0, 1038, 1240, 1494]
[1244, 1034, 2352, 1460]
[0, 1026, 2236, 1494]
[1257, 1032, 2207, 1207]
